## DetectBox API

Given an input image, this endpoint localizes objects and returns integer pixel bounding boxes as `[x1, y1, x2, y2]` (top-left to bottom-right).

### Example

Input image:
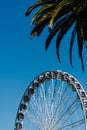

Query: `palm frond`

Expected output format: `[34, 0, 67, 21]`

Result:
[46, 15, 68, 50]
[49, 0, 73, 28]
[31, 3, 56, 25]
[25, 0, 87, 71]
[76, 23, 84, 71]
[56, 14, 75, 62]
[25, 0, 47, 16]
[25, 0, 59, 16]
[70, 25, 76, 67]
[31, 17, 49, 37]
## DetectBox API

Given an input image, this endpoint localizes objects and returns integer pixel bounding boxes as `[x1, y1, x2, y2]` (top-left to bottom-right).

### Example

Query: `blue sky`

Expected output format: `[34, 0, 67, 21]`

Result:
[0, 0, 87, 130]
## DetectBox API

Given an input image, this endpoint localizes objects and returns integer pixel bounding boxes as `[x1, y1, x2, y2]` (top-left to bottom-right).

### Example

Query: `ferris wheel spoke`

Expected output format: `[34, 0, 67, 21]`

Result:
[56, 86, 72, 111]
[57, 81, 64, 102]
[49, 79, 58, 118]
[31, 96, 40, 111]
[51, 79, 57, 99]
[41, 84, 50, 119]
[57, 119, 84, 130]
[49, 98, 80, 130]
[44, 80, 58, 128]
[29, 96, 44, 121]
[50, 85, 72, 126]
[37, 84, 50, 123]
[49, 89, 66, 124]
[29, 102, 40, 120]
[55, 88, 73, 118]
[52, 80, 62, 100]
[25, 110, 40, 125]
[57, 102, 80, 128]
[33, 95, 46, 119]
[26, 109, 49, 130]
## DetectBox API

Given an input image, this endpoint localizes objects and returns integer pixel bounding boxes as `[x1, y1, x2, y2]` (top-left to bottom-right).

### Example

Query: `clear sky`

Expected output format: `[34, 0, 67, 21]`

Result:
[0, 0, 87, 130]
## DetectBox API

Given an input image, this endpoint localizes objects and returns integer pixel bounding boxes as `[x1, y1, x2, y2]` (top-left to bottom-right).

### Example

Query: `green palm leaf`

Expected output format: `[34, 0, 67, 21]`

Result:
[25, 0, 87, 71]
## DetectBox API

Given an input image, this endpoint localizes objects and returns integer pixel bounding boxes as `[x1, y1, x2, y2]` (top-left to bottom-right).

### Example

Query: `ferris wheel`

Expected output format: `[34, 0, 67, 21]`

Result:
[14, 70, 87, 130]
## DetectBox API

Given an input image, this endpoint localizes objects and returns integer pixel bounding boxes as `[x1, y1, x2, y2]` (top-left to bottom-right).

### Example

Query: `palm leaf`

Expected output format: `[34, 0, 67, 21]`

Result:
[49, 0, 73, 28]
[56, 14, 74, 62]
[46, 16, 68, 50]
[31, 3, 56, 25]
[76, 23, 84, 71]
[25, 0, 48, 16]
[70, 25, 76, 67]
[25, 0, 87, 71]
[31, 18, 49, 37]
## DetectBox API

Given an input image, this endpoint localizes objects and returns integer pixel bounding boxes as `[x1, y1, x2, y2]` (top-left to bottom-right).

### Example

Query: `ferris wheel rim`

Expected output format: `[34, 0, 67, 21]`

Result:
[14, 70, 87, 130]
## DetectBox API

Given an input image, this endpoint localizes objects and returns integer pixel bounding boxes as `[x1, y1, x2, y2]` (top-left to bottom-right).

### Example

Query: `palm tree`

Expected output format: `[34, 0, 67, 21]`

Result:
[25, 0, 87, 71]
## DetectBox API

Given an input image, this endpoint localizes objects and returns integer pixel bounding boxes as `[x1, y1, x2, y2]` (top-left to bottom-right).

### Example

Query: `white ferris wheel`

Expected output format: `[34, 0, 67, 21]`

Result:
[14, 70, 87, 130]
